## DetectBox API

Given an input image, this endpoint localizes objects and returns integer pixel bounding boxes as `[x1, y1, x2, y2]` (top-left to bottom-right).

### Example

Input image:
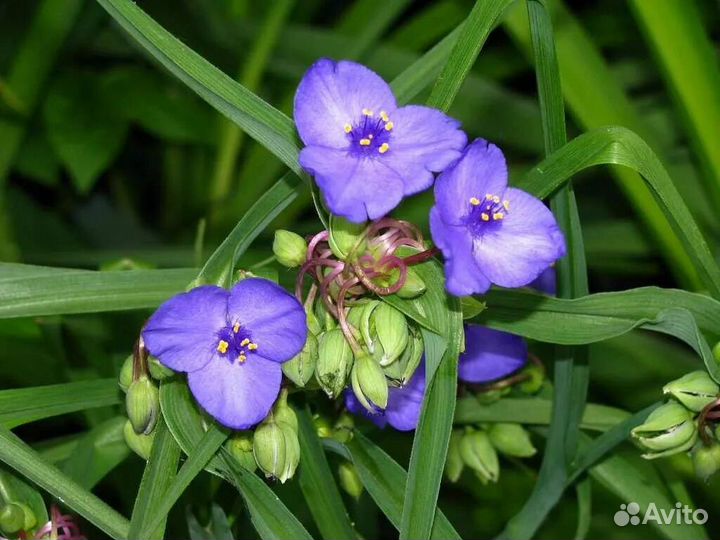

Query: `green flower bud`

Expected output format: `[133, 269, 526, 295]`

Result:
[278, 421, 300, 483]
[518, 363, 545, 395]
[313, 414, 333, 439]
[123, 419, 155, 459]
[148, 355, 174, 381]
[316, 329, 353, 398]
[0, 503, 26, 534]
[459, 430, 499, 484]
[692, 442, 720, 481]
[713, 341, 720, 365]
[445, 430, 464, 483]
[351, 353, 389, 412]
[371, 303, 408, 366]
[338, 462, 364, 499]
[225, 432, 256, 472]
[273, 230, 307, 268]
[126, 376, 160, 435]
[306, 307, 323, 336]
[488, 423, 536, 458]
[631, 402, 697, 455]
[253, 421, 300, 483]
[282, 334, 318, 387]
[395, 266, 426, 299]
[663, 370, 719, 412]
[383, 324, 423, 386]
[329, 216, 367, 260]
[16, 503, 36, 531]
[333, 413, 355, 444]
[273, 389, 298, 432]
[118, 355, 133, 393]
[475, 388, 510, 405]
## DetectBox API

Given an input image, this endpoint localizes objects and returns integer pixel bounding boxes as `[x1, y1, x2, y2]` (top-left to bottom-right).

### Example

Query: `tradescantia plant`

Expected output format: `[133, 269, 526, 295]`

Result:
[2, 1, 720, 539]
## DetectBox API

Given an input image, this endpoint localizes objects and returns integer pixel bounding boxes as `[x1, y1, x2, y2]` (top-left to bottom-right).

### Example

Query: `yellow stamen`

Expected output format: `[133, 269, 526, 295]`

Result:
[503, 200, 510, 211]
[493, 212, 504, 220]
[378, 143, 390, 154]
[481, 213, 490, 222]
[233, 322, 240, 333]
[359, 138, 371, 146]
[492, 196, 500, 203]
[485, 194, 493, 200]
[469, 197, 481, 206]
[362, 108, 374, 116]
[238, 354, 247, 363]
[240, 338, 250, 347]
[344, 123, 352, 133]
[248, 343, 259, 351]
[217, 340, 229, 354]
[380, 111, 389, 122]
[384, 121, 394, 131]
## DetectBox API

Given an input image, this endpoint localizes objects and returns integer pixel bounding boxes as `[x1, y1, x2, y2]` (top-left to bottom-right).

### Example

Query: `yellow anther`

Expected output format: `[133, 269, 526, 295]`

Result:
[469, 197, 481, 206]
[380, 111, 389, 122]
[378, 143, 390, 154]
[238, 354, 247, 363]
[362, 108, 374, 116]
[481, 213, 490, 222]
[240, 338, 250, 347]
[384, 121, 394, 131]
[233, 322, 240, 333]
[344, 123, 352, 133]
[493, 212, 504, 220]
[359, 138, 371, 146]
[217, 340, 229, 354]
[503, 200, 510, 211]
[248, 343, 259, 351]
[492, 196, 500, 203]
[485, 194, 493, 200]
[368, 133, 374, 139]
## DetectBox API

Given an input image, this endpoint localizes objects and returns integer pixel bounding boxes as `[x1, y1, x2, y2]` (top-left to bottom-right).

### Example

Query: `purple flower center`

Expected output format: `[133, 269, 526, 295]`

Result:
[345, 109, 393, 156]
[467, 193, 510, 235]
[215, 322, 259, 364]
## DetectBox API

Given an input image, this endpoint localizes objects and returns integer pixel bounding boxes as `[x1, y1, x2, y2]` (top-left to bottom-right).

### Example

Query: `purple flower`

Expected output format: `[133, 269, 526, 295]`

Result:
[529, 266, 557, 295]
[345, 364, 425, 431]
[430, 139, 566, 296]
[294, 59, 467, 223]
[459, 324, 527, 383]
[142, 278, 307, 430]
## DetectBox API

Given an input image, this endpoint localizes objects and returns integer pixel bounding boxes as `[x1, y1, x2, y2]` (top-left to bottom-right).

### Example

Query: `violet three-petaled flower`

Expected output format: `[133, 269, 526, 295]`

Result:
[458, 324, 527, 384]
[294, 59, 467, 223]
[346, 364, 426, 431]
[142, 278, 307, 430]
[430, 139, 566, 296]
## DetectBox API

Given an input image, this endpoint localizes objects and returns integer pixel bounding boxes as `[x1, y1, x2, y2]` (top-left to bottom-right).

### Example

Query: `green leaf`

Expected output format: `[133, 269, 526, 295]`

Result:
[128, 418, 181, 540]
[297, 409, 356, 540]
[0, 379, 120, 428]
[0, 425, 130, 539]
[0, 264, 194, 319]
[187, 504, 235, 540]
[95, 0, 301, 175]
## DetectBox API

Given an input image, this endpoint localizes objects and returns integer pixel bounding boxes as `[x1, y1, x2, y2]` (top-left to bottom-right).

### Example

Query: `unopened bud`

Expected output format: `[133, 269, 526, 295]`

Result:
[396, 267, 426, 299]
[272, 389, 298, 431]
[384, 325, 423, 386]
[333, 413, 355, 444]
[123, 419, 155, 459]
[713, 341, 720, 365]
[518, 363, 544, 394]
[338, 462, 363, 499]
[351, 353, 389, 412]
[371, 303, 408, 366]
[445, 430, 464, 483]
[460, 430, 499, 484]
[226, 432, 257, 472]
[692, 443, 720, 481]
[488, 423, 536, 458]
[663, 371, 719, 412]
[313, 414, 333, 439]
[118, 355, 133, 393]
[283, 334, 318, 387]
[0, 503, 26, 534]
[631, 402, 697, 458]
[329, 216, 366, 260]
[126, 376, 160, 435]
[253, 421, 300, 483]
[148, 355, 174, 381]
[273, 230, 307, 268]
[306, 307, 323, 336]
[316, 329, 353, 398]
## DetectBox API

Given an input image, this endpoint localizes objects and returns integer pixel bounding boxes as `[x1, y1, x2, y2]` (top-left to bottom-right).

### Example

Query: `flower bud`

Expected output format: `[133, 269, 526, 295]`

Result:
[383, 325, 423, 386]
[273, 389, 299, 432]
[445, 430, 464, 483]
[329, 216, 366, 260]
[226, 432, 256, 472]
[148, 355, 174, 381]
[306, 307, 323, 336]
[253, 421, 300, 483]
[273, 230, 307, 268]
[351, 353, 389, 412]
[313, 414, 333, 439]
[118, 355, 133, 393]
[278, 422, 301, 483]
[126, 376, 160, 435]
[692, 443, 720, 481]
[282, 333, 318, 387]
[518, 363, 545, 395]
[395, 267, 426, 299]
[631, 402, 697, 457]
[459, 430, 499, 484]
[316, 329, 353, 398]
[713, 341, 720, 365]
[338, 462, 364, 499]
[333, 413, 355, 443]
[371, 303, 408, 366]
[0, 503, 26, 534]
[488, 423, 536, 458]
[123, 419, 155, 459]
[663, 371, 719, 412]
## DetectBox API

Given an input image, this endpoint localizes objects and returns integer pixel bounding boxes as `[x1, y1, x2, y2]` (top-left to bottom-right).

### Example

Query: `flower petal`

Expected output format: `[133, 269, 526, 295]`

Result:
[458, 325, 527, 383]
[385, 365, 426, 431]
[188, 355, 281, 430]
[430, 207, 491, 296]
[300, 146, 405, 222]
[434, 139, 508, 225]
[383, 105, 467, 195]
[227, 278, 307, 363]
[530, 266, 557, 295]
[294, 58, 397, 148]
[472, 187, 566, 288]
[345, 391, 388, 428]
[142, 286, 228, 373]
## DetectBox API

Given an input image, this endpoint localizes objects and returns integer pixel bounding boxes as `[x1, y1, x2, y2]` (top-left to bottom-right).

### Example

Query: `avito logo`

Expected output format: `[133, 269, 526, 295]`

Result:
[614, 502, 708, 527]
